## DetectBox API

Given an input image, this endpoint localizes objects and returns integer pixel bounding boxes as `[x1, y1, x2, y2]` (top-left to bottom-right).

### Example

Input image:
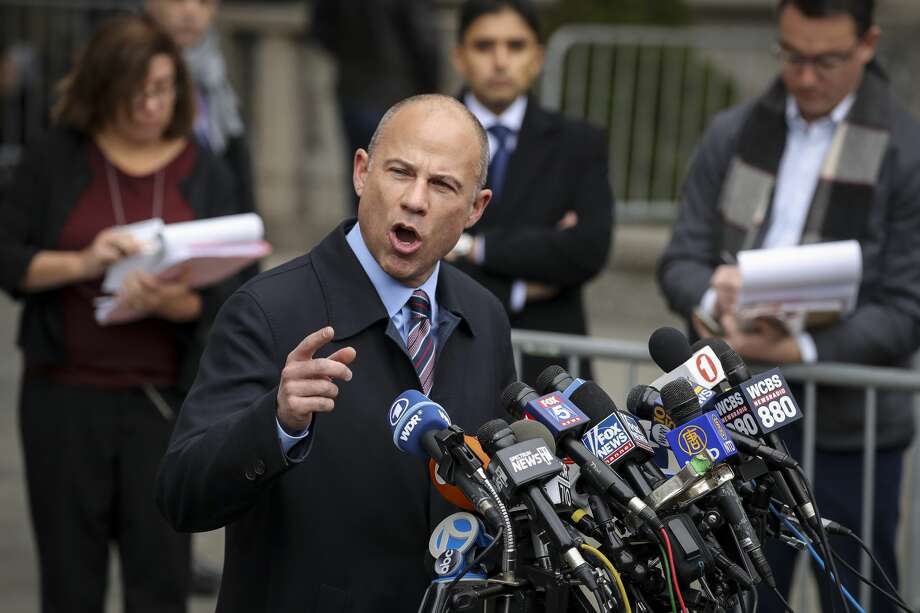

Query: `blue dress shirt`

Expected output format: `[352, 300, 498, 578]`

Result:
[277, 223, 441, 452]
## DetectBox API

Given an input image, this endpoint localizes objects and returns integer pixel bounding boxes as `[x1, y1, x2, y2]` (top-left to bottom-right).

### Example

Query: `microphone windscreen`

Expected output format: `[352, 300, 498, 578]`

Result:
[648, 326, 692, 372]
[708, 339, 745, 372]
[508, 419, 556, 454]
[567, 381, 619, 425]
[477, 418, 513, 455]
[500, 381, 538, 419]
[626, 384, 657, 420]
[535, 365, 570, 395]
[388, 389, 450, 458]
[660, 378, 701, 425]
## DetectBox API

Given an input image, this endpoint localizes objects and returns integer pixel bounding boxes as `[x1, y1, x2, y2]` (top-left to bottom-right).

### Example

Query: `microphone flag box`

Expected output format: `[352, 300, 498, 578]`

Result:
[698, 369, 801, 437]
[490, 440, 564, 499]
[428, 512, 488, 558]
[666, 411, 738, 468]
[524, 391, 590, 438]
[582, 412, 654, 466]
[701, 386, 763, 438]
[428, 512, 490, 581]
[650, 345, 726, 392]
[736, 368, 802, 434]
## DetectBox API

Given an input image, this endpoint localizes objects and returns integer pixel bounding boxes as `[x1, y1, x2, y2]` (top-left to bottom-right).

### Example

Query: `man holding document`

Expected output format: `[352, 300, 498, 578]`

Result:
[658, 0, 920, 611]
[657, 1, 920, 610]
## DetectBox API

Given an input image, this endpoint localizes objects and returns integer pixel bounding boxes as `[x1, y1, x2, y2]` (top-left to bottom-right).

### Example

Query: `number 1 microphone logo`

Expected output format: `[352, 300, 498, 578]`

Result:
[696, 353, 719, 384]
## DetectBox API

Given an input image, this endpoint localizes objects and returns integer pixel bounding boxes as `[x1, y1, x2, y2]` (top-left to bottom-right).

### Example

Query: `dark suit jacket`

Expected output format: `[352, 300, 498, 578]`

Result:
[657, 95, 920, 451]
[157, 221, 516, 612]
[455, 98, 614, 370]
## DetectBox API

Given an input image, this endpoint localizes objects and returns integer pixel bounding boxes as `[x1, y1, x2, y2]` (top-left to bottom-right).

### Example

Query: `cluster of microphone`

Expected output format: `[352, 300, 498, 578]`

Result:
[386, 326, 904, 613]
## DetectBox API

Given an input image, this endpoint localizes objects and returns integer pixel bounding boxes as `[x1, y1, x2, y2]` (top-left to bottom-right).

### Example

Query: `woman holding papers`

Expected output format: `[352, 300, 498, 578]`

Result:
[0, 14, 248, 612]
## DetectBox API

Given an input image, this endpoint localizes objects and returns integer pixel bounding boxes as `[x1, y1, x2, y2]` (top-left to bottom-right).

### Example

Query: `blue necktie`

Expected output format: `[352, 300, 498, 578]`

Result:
[487, 124, 512, 203]
[406, 290, 436, 394]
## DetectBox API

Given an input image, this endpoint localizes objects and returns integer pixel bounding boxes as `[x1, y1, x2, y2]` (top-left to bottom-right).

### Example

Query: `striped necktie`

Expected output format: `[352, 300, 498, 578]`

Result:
[406, 289, 436, 395]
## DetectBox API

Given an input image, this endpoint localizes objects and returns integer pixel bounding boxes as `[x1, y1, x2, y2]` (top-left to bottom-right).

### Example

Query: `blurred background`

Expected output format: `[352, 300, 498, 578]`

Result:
[1, 0, 919, 611]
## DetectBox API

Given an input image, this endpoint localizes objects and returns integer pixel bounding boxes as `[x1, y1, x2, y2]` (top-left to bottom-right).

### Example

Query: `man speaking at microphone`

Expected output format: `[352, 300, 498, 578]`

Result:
[157, 95, 515, 612]
[657, 1, 920, 611]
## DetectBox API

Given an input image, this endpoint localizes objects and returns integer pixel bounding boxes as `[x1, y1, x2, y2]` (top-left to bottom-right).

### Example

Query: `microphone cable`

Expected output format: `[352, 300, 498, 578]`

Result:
[657, 540, 679, 613]
[772, 506, 865, 613]
[770, 584, 796, 613]
[847, 530, 905, 607]
[579, 543, 631, 613]
[793, 465, 851, 613]
[659, 528, 689, 613]
[829, 551, 913, 613]
[443, 526, 504, 599]
[775, 504, 909, 610]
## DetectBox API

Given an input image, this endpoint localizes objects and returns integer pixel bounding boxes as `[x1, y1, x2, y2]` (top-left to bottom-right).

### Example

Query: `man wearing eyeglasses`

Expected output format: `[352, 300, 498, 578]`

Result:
[658, 2, 920, 611]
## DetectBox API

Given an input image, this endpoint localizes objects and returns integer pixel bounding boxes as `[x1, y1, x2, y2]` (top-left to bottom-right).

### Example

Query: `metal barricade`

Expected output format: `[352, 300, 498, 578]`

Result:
[539, 25, 777, 223]
[511, 328, 920, 609]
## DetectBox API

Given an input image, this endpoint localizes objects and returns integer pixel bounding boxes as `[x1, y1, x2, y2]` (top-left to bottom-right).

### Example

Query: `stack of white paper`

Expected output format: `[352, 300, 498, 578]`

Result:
[96, 213, 271, 325]
[736, 240, 862, 333]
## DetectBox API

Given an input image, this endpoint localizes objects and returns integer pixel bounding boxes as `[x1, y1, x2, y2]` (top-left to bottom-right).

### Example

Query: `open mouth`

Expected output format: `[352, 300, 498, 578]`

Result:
[389, 223, 422, 255]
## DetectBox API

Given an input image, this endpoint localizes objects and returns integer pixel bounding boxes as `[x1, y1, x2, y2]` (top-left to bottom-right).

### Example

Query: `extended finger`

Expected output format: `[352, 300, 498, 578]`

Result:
[282, 357, 353, 382]
[327, 346, 357, 366]
[289, 326, 335, 361]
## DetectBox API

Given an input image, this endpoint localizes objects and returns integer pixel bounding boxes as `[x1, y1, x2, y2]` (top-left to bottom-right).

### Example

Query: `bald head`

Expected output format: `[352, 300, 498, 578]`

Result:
[367, 94, 491, 190]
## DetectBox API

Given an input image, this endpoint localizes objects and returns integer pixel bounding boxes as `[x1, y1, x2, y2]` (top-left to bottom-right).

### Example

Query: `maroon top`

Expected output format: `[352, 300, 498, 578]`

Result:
[43, 141, 197, 389]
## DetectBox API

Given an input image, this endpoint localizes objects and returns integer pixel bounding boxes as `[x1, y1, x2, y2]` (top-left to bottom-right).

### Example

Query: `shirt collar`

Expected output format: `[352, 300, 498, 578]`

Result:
[345, 222, 440, 320]
[785, 93, 856, 129]
[464, 93, 528, 133]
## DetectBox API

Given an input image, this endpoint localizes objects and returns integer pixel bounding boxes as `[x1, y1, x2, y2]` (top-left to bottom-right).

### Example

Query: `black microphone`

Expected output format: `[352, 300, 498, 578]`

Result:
[476, 419, 599, 593]
[660, 378, 776, 588]
[626, 384, 672, 426]
[536, 366, 665, 495]
[648, 326, 693, 372]
[502, 381, 663, 533]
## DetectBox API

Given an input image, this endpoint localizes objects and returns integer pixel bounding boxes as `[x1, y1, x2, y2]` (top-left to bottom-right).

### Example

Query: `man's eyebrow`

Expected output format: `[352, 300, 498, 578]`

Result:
[430, 172, 463, 191]
[384, 157, 415, 169]
[384, 157, 463, 190]
[777, 38, 847, 56]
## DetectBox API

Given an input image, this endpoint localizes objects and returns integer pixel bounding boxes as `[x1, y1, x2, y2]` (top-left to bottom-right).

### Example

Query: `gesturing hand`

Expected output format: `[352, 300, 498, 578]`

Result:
[276, 326, 357, 434]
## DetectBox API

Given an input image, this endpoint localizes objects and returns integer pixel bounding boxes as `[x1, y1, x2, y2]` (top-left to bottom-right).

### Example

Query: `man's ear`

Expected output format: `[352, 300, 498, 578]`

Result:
[465, 189, 492, 229]
[353, 149, 370, 197]
[858, 25, 881, 65]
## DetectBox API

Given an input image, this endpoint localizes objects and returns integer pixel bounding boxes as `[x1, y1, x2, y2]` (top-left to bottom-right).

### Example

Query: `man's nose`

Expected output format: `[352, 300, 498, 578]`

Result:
[493, 44, 510, 71]
[402, 178, 429, 214]
[796, 62, 820, 88]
